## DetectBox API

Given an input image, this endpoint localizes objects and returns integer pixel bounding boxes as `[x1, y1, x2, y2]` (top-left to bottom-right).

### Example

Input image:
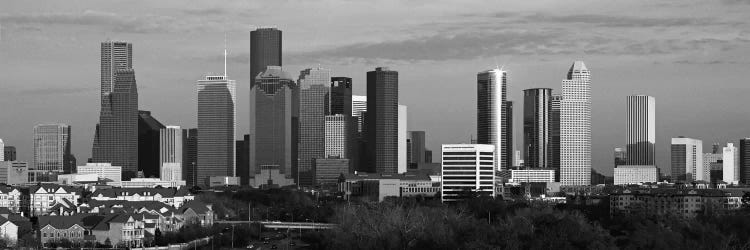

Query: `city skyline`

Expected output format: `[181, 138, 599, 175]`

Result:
[2, 1, 750, 177]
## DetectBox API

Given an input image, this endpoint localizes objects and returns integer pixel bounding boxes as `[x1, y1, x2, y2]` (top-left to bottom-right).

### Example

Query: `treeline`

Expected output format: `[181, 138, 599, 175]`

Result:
[301, 197, 750, 250]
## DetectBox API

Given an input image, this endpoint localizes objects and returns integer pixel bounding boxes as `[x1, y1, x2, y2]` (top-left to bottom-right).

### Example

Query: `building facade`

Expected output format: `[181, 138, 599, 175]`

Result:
[503, 101, 514, 172]
[366, 67, 399, 174]
[324, 115, 346, 158]
[250, 66, 298, 187]
[197, 74, 236, 186]
[298, 68, 331, 187]
[159, 126, 182, 168]
[441, 144, 496, 202]
[138, 111, 165, 178]
[181, 128, 197, 187]
[549, 95, 561, 179]
[671, 137, 703, 183]
[398, 105, 407, 173]
[560, 61, 591, 185]
[523, 88, 552, 169]
[740, 138, 750, 185]
[33, 124, 73, 174]
[78, 163, 122, 186]
[614, 165, 658, 185]
[626, 95, 656, 165]
[477, 68, 506, 171]
[93, 69, 139, 178]
[723, 143, 739, 184]
[250, 28, 282, 86]
[3, 146, 15, 162]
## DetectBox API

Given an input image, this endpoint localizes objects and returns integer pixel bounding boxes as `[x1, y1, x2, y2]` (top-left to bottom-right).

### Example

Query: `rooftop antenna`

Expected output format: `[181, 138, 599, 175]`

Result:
[224, 32, 228, 78]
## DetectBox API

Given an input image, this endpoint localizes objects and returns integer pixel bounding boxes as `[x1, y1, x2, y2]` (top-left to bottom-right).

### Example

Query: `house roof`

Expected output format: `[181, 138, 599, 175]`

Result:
[180, 200, 211, 214]
[91, 187, 187, 198]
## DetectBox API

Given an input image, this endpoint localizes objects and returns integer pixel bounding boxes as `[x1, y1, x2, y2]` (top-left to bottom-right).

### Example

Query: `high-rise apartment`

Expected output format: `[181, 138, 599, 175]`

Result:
[626, 95, 656, 165]
[441, 144, 496, 202]
[560, 61, 591, 185]
[249, 66, 298, 186]
[671, 137, 703, 182]
[197, 72, 236, 186]
[366, 67, 399, 174]
[33, 124, 73, 173]
[250, 28, 282, 85]
[523, 88, 551, 169]
[477, 68, 506, 171]
[92, 69, 138, 178]
[298, 67, 331, 187]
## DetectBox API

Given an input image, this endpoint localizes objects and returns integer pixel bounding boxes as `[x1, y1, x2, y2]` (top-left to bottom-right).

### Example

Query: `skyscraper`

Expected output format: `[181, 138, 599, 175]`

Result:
[3, 146, 15, 162]
[236, 134, 250, 185]
[328, 77, 355, 170]
[182, 128, 198, 187]
[138, 110, 165, 178]
[740, 138, 750, 184]
[92, 69, 139, 179]
[523, 88, 551, 169]
[249, 66, 298, 186]
[250, 28, 282, 86]
[366, 67, 399, 174]
[398, 105, 407, 173]
[100, 41, 132, 105]
[626, 95, 656, 165]
[503, 101, 514, 171]
[33, 124, 73, 173]
[407, 131, 427, 169]
[325, 115, 346, 158]
[352, 95, 367, 133]
[671, 137, 703, 183]
[560, 61, 591, 186]
[723, 143, 739, 184]
[477, 68, 506, 171]
[160, 125, 182, 168]
[0, 139, 3, 162]
[550, 94, 562, 177]
[298, 67, 331, 187]
[197, 71, 236, 186]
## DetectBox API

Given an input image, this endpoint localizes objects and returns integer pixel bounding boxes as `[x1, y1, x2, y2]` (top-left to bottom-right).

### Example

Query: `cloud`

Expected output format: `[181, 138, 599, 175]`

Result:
[517, 13, 731, 28]
[16, 86, 97, 97]
[0, 10, 176, 33]
[673, 59, 748, 64]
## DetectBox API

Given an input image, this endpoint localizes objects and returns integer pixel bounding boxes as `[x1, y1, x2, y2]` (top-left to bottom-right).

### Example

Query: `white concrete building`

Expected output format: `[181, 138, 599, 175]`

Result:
[614, 165, 658, 185]
[723, 143, 740, 184]
[161, 162, 182, 182]
[441, 144, 496, 202]
[120, 178, 186, 188]
[510, 169, 556, 183]
[77, 163, 122, 186]
[671, 137, 703, 182]
[626, 95, 656, 165]
[30, 185, 80, 216]
[398, 105, 407, 173]
[0, 139, 3, 162]
[159, 125, 182, 166]
[324, 114, 346, 158]
[560, 61, 592, 185]
[0, 186, 24, 213]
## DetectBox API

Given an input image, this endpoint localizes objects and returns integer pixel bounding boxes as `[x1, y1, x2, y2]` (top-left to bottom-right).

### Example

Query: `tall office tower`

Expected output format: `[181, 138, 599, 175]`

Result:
[250, 28, 282, 86]
[249, 66, 298, 185]
[503, 101, 514, 171]
[138, 111, 165, 178]
[100, 41, 132, 105]
[197, 72, 236, 186]
[477, 68, 506, 171]
[740, 138, 750, 184]
[703, 152, 722, 183]
[671, 137, 703, 182]
[352, 95, 367, 133]
[236, 135, 250, 185]
[366, 67, 399, 174]
[92, 69, 138, 179]
[723, 143, 740, 184]
[398, 105, 407, 173]
[441, 144, 496, 202]
[614, 148, 627, 167]
[3, 146, 15, 161]
[33, 124, 73, 173]
[523, 88, 552, 169]
[182, 128, 198, 187]
[408, 131, 427, 169]
[325, 115, 346, 158]
[0, 139, 3, 161]
[626, 95, 656, 165]
[298, 67, 331, 187]
[328, 77, 355, 170]
[550, 94, 562, 175]
[159, 125, 182, 167]
[560, 61, 591, 186]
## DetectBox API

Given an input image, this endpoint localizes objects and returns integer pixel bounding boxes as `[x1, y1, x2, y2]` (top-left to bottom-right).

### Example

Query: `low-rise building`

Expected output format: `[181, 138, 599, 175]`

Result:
[614, 165, 659, 185]
[0, 186, 25, 214]
[0, 161, 29, 186]
[610, 188, 746, 218]
[90, 187, 193, 208]
[29, 184, 81, 216]
[120, 178, 186, 188]
[339, 172, 439, 202]
[77, 163, 122, 186]
[509, 169, 556, 183]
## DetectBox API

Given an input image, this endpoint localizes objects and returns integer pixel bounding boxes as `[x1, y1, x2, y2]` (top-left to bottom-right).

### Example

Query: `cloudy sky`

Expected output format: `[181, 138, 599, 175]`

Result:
[1, 0, 750, 176]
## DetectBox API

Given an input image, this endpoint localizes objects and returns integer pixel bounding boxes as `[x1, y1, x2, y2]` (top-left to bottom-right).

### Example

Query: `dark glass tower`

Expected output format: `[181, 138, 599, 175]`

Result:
[477, 68, 506, 170]
[523, 88, 551, 169]
[550, 94, 562, 178]
[407, 131, 426, 169]
[249, 66, 298, 185]
[328, 77, 355, 172]
[236, 134, 250, 185]
[92, 69, 139, 179]
[502, 101, 514, 170]
[298, 68, 330, 187]
[3, 146, 16, 161]
[138, 110, 165, 178]
[250, 28, 282, 86]
[740, 138, 750, 184]
[182, 128, 198, 187]
[366, 67, 399, 174]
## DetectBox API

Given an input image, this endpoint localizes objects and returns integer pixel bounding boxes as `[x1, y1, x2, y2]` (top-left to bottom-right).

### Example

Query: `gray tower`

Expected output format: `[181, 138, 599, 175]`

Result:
[523, 88, 552, 169]
[250, 28, 282, 86]
[366, 67, 399, 174]
[298, 68, 331, 187]
[92, 69, 138, 179]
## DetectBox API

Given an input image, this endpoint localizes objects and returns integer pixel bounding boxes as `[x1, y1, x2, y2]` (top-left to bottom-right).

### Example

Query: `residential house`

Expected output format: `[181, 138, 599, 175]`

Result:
[30, 185, 81, 216]
[0, 186, 25, 214]
[179, 200, 213, 227]
[90, 188, 194, 208]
